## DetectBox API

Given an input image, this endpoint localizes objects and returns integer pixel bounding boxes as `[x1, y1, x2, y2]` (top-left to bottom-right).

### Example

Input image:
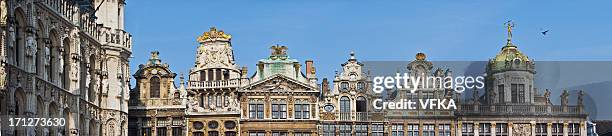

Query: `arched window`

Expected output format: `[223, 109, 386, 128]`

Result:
[88, 55, 96, 102]
[62, 38, 70, 89]
[340, 96, 350, 113]
[14, 9, 25, 67]
[356, 96, 367, 112]
[149, 76, 160, 98]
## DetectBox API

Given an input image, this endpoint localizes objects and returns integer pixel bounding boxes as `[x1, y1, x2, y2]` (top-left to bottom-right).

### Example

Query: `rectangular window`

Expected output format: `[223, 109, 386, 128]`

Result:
[372, 123, 385, 136]
[439, 124, 451, 136]
[408, 124, 419, 136]
[209, 131, 219, 136]
[142, 128, 152, 136]
[272, 131, 287, 136]
[355, 124, 368, 136]
[209, 95, 214, 107]
[294, 132, 310, 136]
[193, 132, 204, 136]
[339, 124, 352, 136]
[157, 118, 168, 126]
[249, 104, 264, 119]
[479, 123, 491, 136]
[423, 124, 435, 136]
[511, 84, 518, 103]
[391, 124, 404, 136]
[294, 104, 301, 119]
[281, 104, 287, 119]
[225, 96, 230, 107]
[156, 127, 167, 136]
[294, 104, 310, 119]
[257, 104, 264, 119]
[552, 123, 564, 136]
[172, 127, 182, 136]
[249, 104, 256, 119]
[142, 118, 151, 127]
[536, 123, 547, 136]
[462, 123, 474, 136]
[272, 104, 279, 119]
[171, 117, 182, 126]
[496, 123, 508, 136]
[272, 104, 287, 119]
[498, 84, 504, 103]
[323, 124, 336, 136]
[569, 123, 580, 136]
[518, 84, 525, 103]
[217, 95, 222, 107]
[249, 132, 265, 136]
[225, 132, 237, 136]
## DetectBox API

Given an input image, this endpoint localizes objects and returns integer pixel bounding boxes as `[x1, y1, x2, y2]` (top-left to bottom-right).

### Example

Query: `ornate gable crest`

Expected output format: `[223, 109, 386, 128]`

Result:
[246, 74, 316, 92]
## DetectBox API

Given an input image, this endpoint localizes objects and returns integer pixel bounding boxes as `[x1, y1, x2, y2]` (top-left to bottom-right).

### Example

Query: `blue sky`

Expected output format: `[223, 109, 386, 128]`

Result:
[125, 0, 612, 85]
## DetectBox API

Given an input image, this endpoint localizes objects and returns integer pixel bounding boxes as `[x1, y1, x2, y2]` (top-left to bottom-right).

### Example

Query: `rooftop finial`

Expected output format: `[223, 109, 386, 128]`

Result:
[504, 20, 515, 44]
[270, 44, 288, 57]
[197, 26, 232, 43]
[349, 51, 356, 60]
[148, 51, 162, 65]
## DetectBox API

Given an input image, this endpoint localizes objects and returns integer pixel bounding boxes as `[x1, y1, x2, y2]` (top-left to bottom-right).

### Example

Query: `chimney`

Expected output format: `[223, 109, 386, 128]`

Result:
[305, 60, 315, 79]
[241, 66, 248, 78]
[321, 78, 329, 94]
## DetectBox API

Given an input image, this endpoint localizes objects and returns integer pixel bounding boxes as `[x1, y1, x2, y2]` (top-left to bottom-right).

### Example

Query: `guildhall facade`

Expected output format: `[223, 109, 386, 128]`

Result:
[129, 26, 588, 136]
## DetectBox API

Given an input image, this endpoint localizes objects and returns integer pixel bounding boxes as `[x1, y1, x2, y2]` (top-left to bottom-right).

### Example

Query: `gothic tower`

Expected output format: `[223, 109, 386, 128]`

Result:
[94, 0, 132, 135]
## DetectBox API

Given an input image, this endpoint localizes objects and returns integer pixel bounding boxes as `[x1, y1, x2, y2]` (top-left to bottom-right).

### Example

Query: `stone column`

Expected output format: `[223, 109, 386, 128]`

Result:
[457, 122, 462, 136]
[474, 122, 480, 136]
[491, 123, 497, 136]
[508, 122, 513, 136]
[531, 122, 536, 136]
[547, 123, 552, 136]
[25, 75, 37, 136]
[563, 123, 568, 136]
[82, 118, 90, 136]
[213, 69, 217, 81]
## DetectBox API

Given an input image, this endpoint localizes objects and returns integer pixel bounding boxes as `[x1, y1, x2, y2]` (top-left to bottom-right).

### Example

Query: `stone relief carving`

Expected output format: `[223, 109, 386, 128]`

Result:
[512, 124, 532, 136]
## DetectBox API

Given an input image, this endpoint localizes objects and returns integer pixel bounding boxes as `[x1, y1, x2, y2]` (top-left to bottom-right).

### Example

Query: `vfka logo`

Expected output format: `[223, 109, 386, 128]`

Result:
[419, 99, 456, 110]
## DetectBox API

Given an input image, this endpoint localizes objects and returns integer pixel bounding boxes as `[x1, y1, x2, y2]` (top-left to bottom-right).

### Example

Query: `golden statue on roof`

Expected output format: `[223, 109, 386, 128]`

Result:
[270, 45, 288, 56]
[197, 27, 232, 43]
[504, 20, 515, 42]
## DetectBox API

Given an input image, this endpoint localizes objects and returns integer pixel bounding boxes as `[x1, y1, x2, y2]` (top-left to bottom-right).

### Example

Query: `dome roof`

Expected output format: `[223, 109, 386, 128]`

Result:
[487, 22, 535, 73]
[493, 42, 529, 62]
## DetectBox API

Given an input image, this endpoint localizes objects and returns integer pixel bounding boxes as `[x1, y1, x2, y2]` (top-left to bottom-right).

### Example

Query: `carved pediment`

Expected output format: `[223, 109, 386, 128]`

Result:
[246, 75, 316, 92]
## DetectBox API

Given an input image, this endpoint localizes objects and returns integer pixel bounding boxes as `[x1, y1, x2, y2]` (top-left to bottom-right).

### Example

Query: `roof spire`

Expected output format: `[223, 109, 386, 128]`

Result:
[349, 51, 356, 61]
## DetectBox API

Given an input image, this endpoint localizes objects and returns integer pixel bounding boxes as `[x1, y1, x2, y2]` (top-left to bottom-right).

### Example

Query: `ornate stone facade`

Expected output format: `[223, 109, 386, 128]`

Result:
[131, 25, 589, 136]
[0, 0, 132, 136]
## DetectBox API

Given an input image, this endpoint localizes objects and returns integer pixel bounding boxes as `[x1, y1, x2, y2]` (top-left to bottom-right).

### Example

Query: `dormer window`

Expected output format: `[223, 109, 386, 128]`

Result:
[340, 82, 349, 92]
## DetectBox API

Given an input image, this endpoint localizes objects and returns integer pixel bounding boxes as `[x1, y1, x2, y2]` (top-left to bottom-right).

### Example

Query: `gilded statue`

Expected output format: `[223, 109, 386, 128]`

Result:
[270, 45, 288, 56]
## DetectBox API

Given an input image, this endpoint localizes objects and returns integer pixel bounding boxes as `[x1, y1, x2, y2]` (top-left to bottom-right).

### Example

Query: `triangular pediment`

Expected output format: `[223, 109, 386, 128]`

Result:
[242, 74, 317, 92]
